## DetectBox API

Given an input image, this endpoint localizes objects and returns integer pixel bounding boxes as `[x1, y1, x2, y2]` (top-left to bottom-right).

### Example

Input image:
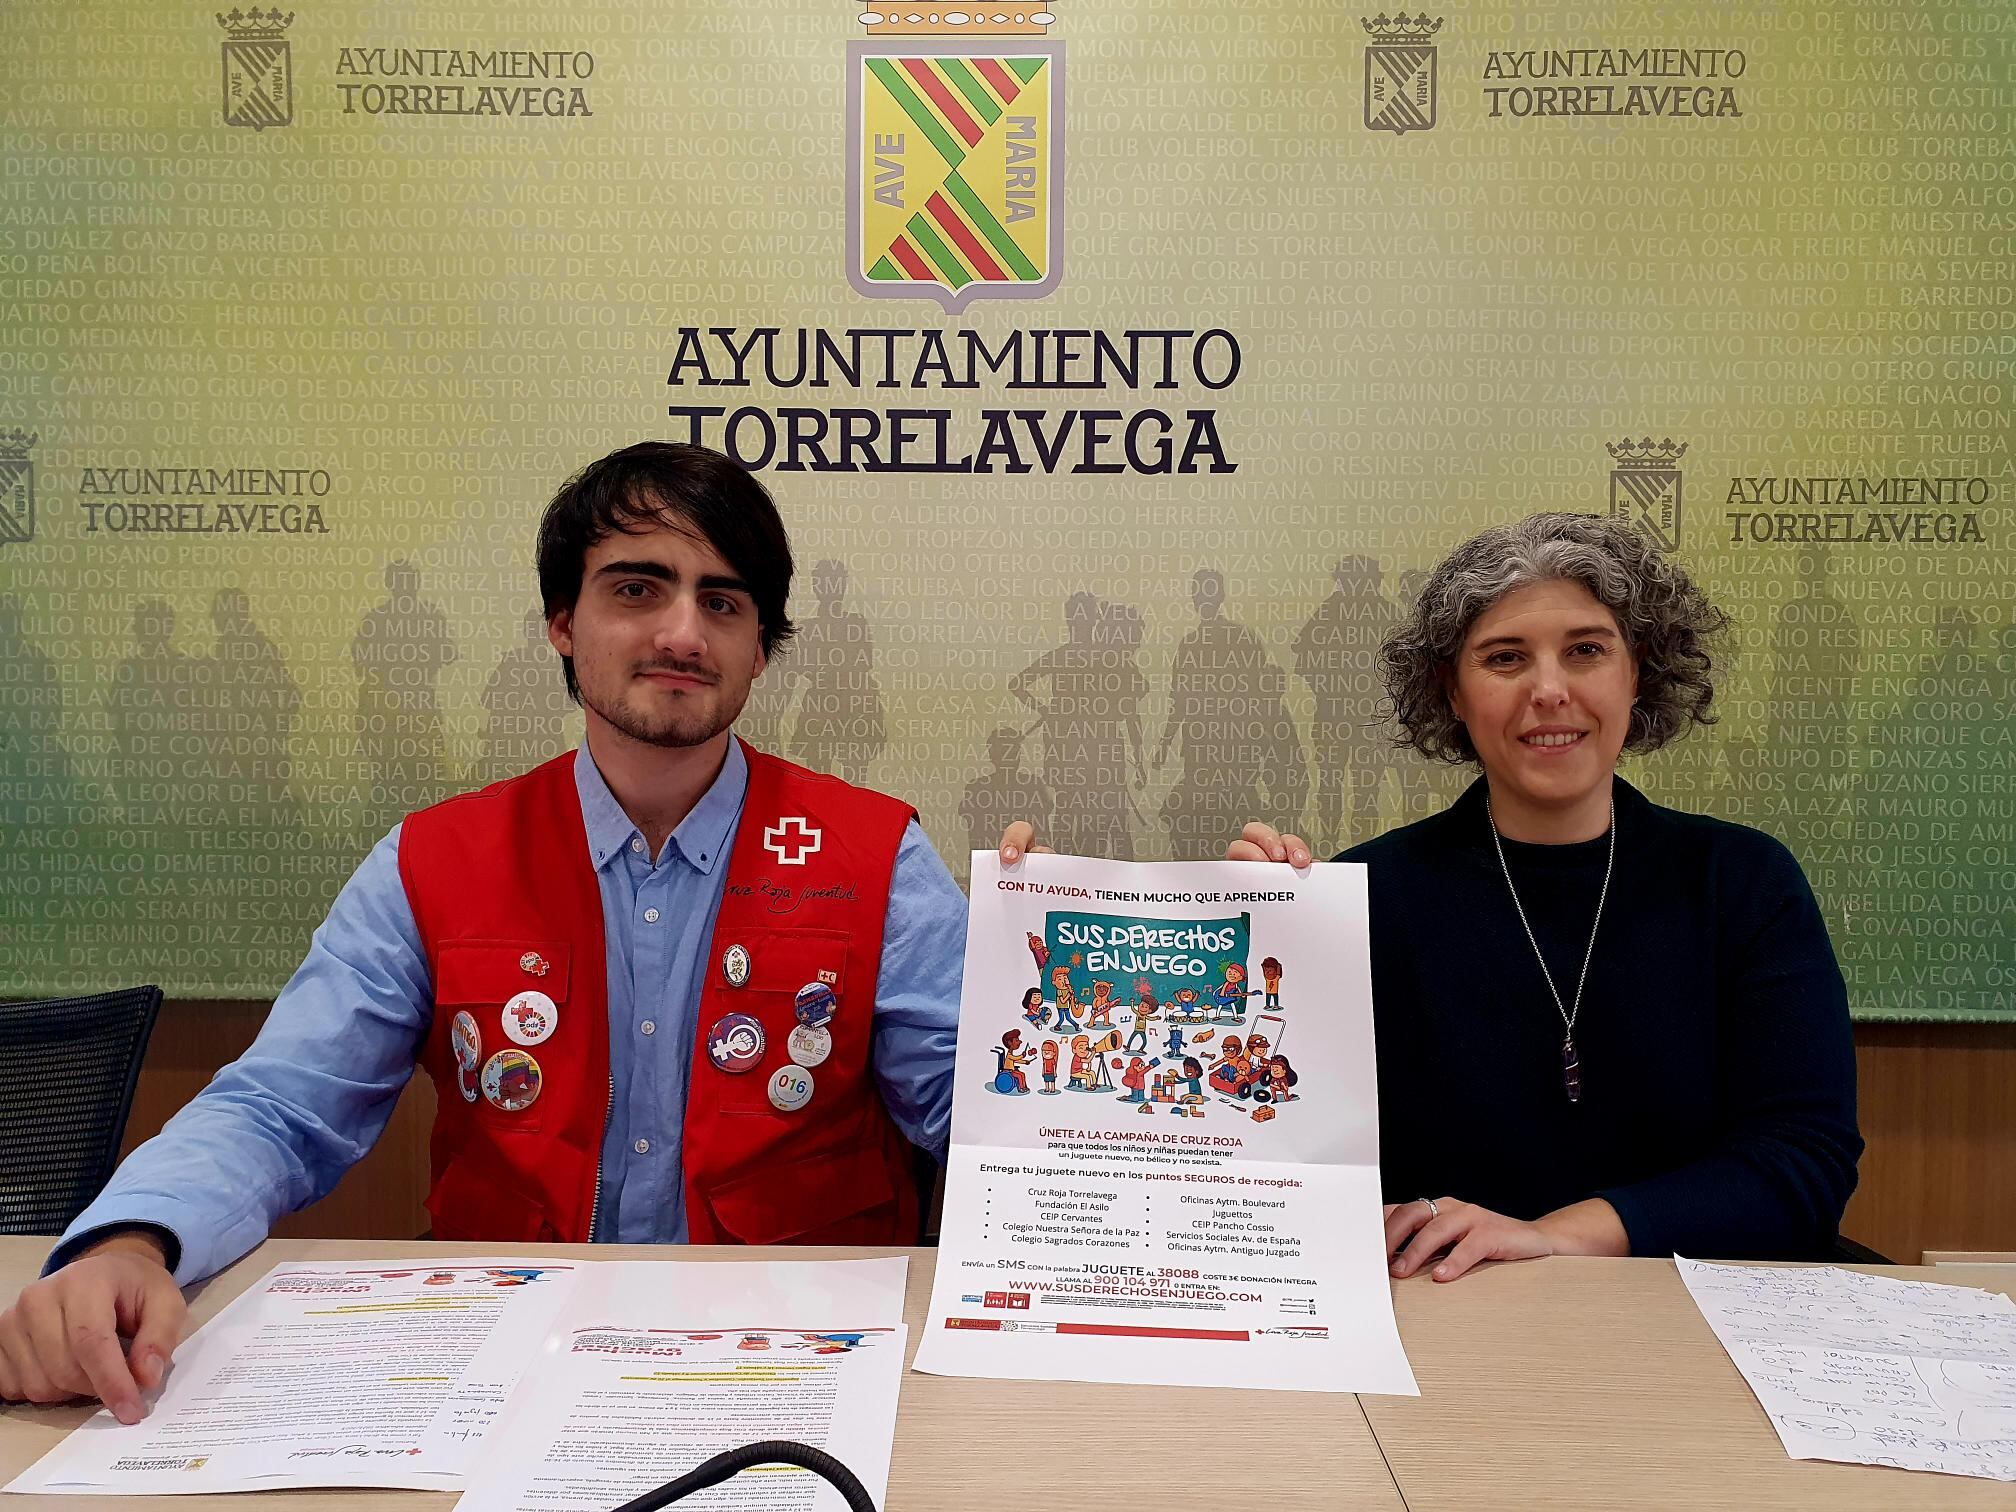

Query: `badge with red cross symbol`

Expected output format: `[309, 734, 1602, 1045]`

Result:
[763, 816, 823, 866]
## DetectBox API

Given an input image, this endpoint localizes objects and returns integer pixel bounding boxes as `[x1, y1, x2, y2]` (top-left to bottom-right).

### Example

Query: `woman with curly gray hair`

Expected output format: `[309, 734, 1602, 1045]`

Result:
[1233, 513, 1861, 1281]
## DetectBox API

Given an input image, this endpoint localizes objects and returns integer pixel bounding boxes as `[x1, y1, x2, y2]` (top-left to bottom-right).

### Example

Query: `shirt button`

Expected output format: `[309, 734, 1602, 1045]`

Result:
[634, 1138, 650, 1155]
[630, 837, 644, 854]
[640, 1020, 656, 1036]
[643, 907, 661, 924]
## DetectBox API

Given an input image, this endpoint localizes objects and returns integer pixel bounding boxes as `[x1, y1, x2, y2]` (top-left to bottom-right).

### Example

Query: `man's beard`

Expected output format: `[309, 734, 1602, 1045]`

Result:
[581, 664, 745, 749]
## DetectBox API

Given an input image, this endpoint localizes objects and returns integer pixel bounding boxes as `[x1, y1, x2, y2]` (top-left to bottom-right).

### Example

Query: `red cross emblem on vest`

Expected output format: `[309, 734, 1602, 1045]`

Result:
[763, 816, 823, 866]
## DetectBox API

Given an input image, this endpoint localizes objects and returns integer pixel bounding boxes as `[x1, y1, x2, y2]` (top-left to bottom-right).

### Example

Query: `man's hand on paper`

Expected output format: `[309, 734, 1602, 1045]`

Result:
[996, 820, 1055, 864]
[1225, 822, 1314, 869]
[0, 1231, 187, 1424]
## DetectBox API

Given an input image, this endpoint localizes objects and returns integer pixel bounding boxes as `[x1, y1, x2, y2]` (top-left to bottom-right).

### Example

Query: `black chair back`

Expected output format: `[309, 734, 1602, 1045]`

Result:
[0, 987, 163, 1235]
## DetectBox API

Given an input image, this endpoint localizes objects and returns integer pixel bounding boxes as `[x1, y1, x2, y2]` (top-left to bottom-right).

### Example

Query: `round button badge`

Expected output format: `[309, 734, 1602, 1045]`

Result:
[707, 1012, 767, 1074]
[450, 1010, 482, 1073]
[502, 990, 558, 1047]
[480, 1049, 543, 1112]
[768, 1064, 815, 1112]
[722, 944, 751, 988]
[452, 1011, 483, 1103]
[793, 981, 836, 1027]
[787, 1023, 832, 1068]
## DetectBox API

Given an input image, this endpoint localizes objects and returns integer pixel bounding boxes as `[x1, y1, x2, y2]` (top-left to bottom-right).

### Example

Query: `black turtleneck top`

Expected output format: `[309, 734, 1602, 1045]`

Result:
[1338, 775, 1862, 1260]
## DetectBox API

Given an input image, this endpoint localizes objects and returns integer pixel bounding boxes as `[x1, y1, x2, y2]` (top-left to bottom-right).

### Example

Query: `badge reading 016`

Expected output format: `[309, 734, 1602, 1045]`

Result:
[794, 981, 837, 1028]
[722, 943, 752, 988]
[768, 1064, 815, 1113]
[451, 1011, 483, 1104]
[480, 1049, 543, 1112]
[708, 1012, 767, 1074]
[501, 990, 558, 1047]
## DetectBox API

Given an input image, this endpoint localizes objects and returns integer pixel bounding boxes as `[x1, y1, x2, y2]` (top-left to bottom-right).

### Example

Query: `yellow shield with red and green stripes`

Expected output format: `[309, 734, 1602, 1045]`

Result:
[848, 41, 1061, 311]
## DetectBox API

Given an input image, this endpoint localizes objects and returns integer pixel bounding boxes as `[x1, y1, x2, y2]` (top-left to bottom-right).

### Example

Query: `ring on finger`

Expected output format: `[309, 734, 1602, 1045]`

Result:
[1417, 1196, 1439, 1219]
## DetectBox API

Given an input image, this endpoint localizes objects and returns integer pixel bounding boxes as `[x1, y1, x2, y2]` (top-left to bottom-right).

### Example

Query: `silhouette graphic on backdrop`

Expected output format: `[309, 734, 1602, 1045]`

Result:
[352, 560, 457, 809]
[961, 725, 1055, 866]
[478, 609, 579, 785]
[0, 595, 76, 822]
[1295, 555, 1399, 847]
[1763, 545, 1863, 817]
[209, 586, 301, 801]
[1013, 591, 1148, 860]
[1157, 569, 1307, 858]
[782, 559, 886, 784]
[106, 598, 196, 795]
[1390, 568, 1468, 822]
[1855, 603, 2009, 1008]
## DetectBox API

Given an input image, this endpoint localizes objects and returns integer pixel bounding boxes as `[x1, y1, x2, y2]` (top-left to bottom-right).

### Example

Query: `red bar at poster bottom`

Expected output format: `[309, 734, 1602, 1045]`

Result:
[945, 1318, 1250, 1341]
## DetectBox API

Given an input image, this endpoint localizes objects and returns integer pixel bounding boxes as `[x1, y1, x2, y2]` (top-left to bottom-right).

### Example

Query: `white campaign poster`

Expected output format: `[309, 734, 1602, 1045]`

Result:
[914, 853, 1416, 1395]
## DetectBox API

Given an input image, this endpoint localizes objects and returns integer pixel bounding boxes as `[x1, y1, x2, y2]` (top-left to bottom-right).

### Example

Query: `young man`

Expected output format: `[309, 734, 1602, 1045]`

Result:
[0, 443, 966, 1422]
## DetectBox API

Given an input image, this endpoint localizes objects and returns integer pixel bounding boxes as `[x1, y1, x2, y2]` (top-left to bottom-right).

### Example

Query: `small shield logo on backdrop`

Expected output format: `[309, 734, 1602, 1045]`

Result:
[1362, 13, 1441, 135]
[0, 431, 37, 547]
[1607, 437, 1687, 550]
[218, 8, 296, 131]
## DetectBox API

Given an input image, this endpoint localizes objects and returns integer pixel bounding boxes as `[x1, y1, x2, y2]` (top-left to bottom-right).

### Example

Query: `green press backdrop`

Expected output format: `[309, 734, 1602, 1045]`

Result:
[1, 0, 2012, 1020]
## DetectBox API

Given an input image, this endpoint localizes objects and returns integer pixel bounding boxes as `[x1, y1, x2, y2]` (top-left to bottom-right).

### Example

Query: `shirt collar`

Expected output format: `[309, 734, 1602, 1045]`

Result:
[572, 738, 748, 876]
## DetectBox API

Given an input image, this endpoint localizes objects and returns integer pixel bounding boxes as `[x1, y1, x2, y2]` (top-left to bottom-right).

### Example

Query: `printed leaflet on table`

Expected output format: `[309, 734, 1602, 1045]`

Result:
[7, 1255, 908, 1507]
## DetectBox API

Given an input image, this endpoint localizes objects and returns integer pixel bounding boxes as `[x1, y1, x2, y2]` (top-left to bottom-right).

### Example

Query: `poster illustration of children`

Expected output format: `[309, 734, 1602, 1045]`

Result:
[1115, 1055, 1161, 1104]
[1050, 966, 1083, 1030]
[1213, 962, 1254, 1022]
[1066, 1034, 1094, 1090]
[1126, 985, 1160, 1052]
[990, 1029, 1035, 1095]
[1260, 955, 1283, 1009]
[1039, 1038, 1060, 1093]
[1087, 980, 1117, 1028]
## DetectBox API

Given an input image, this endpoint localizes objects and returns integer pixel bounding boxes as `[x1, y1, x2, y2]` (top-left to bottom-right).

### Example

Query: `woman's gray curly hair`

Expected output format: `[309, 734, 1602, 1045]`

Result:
[1380, 512, 1730, 764]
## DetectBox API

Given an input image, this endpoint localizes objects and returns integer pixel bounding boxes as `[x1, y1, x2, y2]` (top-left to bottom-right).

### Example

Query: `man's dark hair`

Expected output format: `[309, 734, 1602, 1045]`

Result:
[535, 442, 797, 700]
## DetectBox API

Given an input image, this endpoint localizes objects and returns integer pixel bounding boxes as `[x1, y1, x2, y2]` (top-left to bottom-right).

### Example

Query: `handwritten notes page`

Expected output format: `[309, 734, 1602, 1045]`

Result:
[1679, 1258, 2016, 1483]
[6, 1256, 909, 1499]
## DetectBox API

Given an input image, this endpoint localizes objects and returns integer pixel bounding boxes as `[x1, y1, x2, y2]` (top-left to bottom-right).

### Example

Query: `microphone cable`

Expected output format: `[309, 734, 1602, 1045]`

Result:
[609, 1439, 877, 1511]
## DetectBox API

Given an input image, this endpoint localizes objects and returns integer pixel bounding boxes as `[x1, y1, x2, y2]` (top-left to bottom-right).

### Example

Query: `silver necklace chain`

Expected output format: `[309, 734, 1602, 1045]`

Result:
[1486, 795, 1615, 1102]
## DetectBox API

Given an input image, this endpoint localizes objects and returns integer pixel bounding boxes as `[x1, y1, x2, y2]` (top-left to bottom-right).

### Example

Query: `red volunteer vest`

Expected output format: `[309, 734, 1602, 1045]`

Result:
[398, 741, 920, 1246]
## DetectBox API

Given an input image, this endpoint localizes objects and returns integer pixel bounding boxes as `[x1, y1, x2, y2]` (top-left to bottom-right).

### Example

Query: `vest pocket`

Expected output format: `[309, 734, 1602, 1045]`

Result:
[424, 1156, 556, 1242]
[705, 928, 851, 1116]
[433, 939, 574, 1133]
[701, 1142, 898, 1244]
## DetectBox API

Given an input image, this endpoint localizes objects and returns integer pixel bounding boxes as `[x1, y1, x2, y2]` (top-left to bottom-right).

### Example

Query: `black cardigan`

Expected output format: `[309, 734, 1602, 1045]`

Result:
[1338, 775, 1862, 1260]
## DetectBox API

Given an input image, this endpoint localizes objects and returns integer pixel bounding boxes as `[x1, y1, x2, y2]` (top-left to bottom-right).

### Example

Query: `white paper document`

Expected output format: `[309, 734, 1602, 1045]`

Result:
[457, 1261, 907, 1512]
[914, 852, 1416, 1395]
[1679, 1257, 2016, 1482]
[8, 1256, 909, 1502]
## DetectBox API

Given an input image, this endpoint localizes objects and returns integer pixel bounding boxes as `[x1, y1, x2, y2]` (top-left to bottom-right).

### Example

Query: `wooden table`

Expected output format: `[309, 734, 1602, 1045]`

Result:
[6, 1241, 2014, 1509]
[1365, 1255, 2016, 1510]
[0, 1238, 1404, 1511]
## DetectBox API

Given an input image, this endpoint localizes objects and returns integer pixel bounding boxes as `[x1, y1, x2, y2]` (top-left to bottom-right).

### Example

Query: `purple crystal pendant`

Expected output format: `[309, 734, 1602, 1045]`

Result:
[1562, 1036, 1582, 1104]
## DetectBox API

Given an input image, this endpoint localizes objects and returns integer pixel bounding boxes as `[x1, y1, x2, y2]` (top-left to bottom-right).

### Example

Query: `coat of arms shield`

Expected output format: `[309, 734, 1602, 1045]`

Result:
[849, 5, 1061, 311]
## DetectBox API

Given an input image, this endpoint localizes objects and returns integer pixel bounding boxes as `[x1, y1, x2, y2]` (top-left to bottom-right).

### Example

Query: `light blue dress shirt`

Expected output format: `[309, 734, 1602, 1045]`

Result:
[55, 743, 967, 1285]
